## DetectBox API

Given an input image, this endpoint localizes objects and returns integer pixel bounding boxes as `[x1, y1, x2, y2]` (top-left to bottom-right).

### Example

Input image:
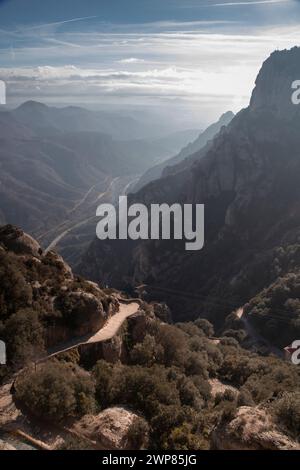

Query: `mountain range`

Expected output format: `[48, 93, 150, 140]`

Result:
[0, 101, 199, 254]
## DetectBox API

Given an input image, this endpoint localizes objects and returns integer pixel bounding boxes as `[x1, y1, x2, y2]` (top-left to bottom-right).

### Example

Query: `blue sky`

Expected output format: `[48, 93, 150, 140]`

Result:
[1, 0, 300, 125]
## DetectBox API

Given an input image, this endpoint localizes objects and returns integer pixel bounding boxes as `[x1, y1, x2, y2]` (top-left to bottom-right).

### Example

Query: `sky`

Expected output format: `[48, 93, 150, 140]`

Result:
[0, 0, 300, 126]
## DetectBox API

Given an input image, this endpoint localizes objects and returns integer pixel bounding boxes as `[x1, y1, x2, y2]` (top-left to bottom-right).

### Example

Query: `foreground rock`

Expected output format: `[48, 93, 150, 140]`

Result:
[0, 224, 42, 257]
[74, 407, 148, 450]
[212, 406, 300, 450]
[0, 439, 16, 450]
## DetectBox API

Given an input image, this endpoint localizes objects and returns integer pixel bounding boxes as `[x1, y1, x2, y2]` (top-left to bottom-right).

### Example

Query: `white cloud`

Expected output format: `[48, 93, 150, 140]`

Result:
[1, 20, 300, 119]
[209, 0, 290, 6]
[118, 58, 145, 64]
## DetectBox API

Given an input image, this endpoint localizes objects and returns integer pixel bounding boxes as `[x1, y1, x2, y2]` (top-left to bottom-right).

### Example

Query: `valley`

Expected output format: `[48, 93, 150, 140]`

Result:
[40, 174, 140, 265]
[0, 101, 198, 269]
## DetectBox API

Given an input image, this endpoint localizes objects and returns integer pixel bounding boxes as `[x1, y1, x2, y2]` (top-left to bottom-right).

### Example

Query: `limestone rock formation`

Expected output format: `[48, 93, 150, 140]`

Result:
[0, 224, 42, 257]
[0, 439, 16, 451]
[212, 406, 300, 450]
[74, 407, 148, 450]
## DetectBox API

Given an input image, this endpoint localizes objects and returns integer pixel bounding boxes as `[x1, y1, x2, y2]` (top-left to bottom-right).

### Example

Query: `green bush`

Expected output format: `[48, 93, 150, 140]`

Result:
[16, 361, 95, 421]
[4, 309, 45, 368]
[274, 392, 300, 437]
[194, 318, 214, 337]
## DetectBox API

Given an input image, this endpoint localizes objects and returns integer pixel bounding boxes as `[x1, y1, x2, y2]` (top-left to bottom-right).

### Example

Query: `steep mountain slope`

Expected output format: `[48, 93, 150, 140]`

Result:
[133, 111, 234, 192]
[79, 47, 300, 329]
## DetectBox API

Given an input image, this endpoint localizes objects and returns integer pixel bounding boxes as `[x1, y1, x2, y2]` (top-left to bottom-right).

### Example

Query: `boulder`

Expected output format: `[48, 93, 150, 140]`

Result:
[0, 224, 42, 257]
[74, 407, 148, 450]
[212, 406, 300, 450]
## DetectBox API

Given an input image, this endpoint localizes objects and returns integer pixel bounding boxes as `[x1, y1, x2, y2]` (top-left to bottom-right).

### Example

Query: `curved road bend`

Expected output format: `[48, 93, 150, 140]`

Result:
[45, 301, 139, 359]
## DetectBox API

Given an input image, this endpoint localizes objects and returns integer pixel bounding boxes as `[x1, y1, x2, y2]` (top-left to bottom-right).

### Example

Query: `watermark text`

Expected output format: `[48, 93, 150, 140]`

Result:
[96, 196, 204, 251]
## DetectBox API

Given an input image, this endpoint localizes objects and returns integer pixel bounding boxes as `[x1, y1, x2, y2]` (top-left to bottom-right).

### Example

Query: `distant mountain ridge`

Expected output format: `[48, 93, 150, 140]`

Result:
[133, 111, 234, 192]
[0, 100, 198, 233]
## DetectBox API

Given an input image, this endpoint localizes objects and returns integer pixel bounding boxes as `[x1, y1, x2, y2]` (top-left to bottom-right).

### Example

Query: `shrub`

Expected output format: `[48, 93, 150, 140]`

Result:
[92, 359, 114, 409]
[194, 318, 214, 337]
[154, 324, 187, 367]
[184, 352, 208, 378]
[274, 392, 300, 437]
[162, 423, 208, 450]
[223, 329, 247, 344]
[16, 361, 95, 421]
[127, 416, 150, 449]
[130, 335, 163, 366]
[4, 309, 45, 368]
[237, 390, 255, 407]
[108, 365, 180, 419]
[178, 378, 204, 411]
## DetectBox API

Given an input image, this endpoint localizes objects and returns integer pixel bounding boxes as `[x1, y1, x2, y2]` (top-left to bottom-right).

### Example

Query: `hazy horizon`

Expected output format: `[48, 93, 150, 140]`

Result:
[1, 0, 300, 127]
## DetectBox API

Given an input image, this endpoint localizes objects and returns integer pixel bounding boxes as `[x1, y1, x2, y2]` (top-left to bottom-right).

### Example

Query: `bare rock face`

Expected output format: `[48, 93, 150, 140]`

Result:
[75, 407, 147, 450]
[250, 47, 300, 120]
[80, 330, 126, 365]
[212, 406, 300, 450]
[0, 439, 16, 451]
[0, 224, 42, 257]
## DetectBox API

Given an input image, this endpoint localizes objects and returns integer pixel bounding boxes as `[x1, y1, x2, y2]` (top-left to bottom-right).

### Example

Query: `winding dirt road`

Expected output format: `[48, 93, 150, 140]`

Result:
[46, 301, 139, 358]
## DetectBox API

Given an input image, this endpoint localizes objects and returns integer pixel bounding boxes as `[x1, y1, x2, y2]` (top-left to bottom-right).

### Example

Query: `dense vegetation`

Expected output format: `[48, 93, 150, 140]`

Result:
[15, 313, 300, 449]
[1, 226, 299, 449]
[16, 362, 96, 421]
[245, 270, 300, 347]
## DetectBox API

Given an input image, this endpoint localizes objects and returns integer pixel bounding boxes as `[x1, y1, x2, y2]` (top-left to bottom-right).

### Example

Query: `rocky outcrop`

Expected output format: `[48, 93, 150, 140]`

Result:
[0, 224, 117, 357]
[0, 439, 16, 451]
[74, 407, 148, 450]
[0, 224, 42, 257]
[212, 406, 300, 450]
[250, 47, 300, 120]
[43, 251, 73, 278]
[80, 333, 126, 364]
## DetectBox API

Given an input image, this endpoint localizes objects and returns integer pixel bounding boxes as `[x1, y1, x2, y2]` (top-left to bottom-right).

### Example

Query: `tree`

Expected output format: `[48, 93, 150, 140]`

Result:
[274, 391, 300, 437]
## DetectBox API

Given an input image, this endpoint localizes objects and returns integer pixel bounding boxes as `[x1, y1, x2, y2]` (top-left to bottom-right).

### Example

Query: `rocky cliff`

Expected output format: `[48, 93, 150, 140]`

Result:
[79, 47, 300, 327]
